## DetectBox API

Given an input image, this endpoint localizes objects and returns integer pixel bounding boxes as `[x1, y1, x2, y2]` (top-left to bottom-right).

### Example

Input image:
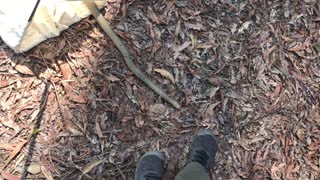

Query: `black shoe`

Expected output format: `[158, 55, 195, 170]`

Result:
[135, 151, 165, 180]
[188, 129, 218, 171]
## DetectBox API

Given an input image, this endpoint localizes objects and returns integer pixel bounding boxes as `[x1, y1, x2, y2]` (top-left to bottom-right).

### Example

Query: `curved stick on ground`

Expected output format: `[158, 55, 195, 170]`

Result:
[83, 0, 180, 109]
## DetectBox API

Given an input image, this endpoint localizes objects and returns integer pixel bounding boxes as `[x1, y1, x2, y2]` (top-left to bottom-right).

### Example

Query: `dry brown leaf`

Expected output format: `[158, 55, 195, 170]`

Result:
[147, 6, 160, 24]
[308, 143, 319, 151]
[4, 139, 27, 169]
[190, 34, 196, 50]
[271, 163, 286, 176]
[0, 48, 6, 58]
[290, 70, 306, 81]
[154, 68, 175, 83]
[40, 165, 54, 180]
[133, 85, 148, 111]
[151, 41, 162, 57]
[81, 159, 103, 175]
[92, 27, 104, 38]
[149, 24, 155, 40]
[197, 42, 218, 49]
[68, 52, 82, 58]
[175, 20, 181, 37]
[175, 41, 191, 54]
[62, 81, 71, 94]
[106, 74, 120, 82]
[291, 164, 300, 173]
[57, 39, 66, 51]
[135, 114, 144, 127]
[121, 1, 127, 19]
[101, 81, 109, 98]
[69, 93, 86, 104]
[238, 21, 252, 33]
[273, 83, 281, 98]
[281, 35, 294, 42]
[0, 119, 20, 133]
[148, 104, 166, 116]
[59, 62, 72, 80]
[210, 87, 220, 100]
[95, 119, 104, 138]
[185, 22, 207, 31]
[1, 172, 21, 180]
[27, 164, 41, 174]
[43, 46, 58, 60]
[0, 143, 15, 151]
[311, 66, 320, 77]
[296, 128, 305, 141]
[14, 64, 34, 75]
[206, 55, 217, 65]
[286, 163, 295, 177]
[65, 121, 82, 135]
[40, 151, 55, 173]
[206, 101, 221, 116]
[145, 128, 154, 137]
[174, 41, 191, 59]
[303, 157, 320, 172]
[288, 45, 305, 52]
[0, 80, 9, 88]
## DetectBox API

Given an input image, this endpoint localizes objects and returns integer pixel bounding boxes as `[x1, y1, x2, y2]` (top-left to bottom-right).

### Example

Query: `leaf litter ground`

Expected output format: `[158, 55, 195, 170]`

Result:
[0, 0, 320, 179]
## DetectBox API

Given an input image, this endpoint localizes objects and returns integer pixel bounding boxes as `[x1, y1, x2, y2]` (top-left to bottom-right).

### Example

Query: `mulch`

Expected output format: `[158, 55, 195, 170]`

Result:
[0, 0, 320, 179]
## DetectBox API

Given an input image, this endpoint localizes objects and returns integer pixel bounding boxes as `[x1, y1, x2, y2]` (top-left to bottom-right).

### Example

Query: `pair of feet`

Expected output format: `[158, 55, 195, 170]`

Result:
[135, 129, 218, 180]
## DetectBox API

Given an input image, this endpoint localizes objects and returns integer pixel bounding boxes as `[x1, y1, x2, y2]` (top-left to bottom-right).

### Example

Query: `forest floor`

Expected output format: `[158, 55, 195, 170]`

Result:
[0, 0, 320, 179]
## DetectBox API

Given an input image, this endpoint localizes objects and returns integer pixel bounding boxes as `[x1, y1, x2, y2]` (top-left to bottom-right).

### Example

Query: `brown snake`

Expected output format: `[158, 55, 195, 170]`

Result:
[83, 0, 180, 109]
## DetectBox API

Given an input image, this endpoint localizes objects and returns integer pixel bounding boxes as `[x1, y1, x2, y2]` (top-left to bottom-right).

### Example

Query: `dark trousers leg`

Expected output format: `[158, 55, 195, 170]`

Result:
[174, 162, 211, 180]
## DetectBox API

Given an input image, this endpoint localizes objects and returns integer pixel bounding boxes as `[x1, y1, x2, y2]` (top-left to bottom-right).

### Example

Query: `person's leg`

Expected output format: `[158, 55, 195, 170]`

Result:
[175, 129, 218, 180]
[175, 162, 210, 180]
[135, 151, 165, 180]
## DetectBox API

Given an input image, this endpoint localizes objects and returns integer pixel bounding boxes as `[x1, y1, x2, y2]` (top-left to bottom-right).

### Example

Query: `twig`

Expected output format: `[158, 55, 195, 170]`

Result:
[115, 165, 126, 180]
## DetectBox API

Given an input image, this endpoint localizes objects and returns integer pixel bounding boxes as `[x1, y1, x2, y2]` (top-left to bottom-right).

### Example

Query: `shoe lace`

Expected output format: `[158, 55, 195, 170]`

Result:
[193, 149, 209, 168]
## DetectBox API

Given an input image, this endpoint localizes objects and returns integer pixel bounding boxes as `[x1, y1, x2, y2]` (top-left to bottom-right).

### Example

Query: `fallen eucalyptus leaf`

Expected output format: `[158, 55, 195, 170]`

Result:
[154, 68, 175, 84]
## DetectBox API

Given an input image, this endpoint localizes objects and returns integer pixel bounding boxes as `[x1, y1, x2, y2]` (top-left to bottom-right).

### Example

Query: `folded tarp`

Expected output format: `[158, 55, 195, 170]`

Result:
[0, 0, 107, 53]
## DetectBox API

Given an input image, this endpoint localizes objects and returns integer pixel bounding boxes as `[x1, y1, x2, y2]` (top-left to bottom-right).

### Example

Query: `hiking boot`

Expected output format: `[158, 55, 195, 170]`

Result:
[135, 151, 165, 180]
[188, 129, 218, 171]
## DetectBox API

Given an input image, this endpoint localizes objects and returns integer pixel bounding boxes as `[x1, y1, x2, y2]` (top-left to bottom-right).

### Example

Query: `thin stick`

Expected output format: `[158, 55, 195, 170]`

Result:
[83, 0, 180, 109]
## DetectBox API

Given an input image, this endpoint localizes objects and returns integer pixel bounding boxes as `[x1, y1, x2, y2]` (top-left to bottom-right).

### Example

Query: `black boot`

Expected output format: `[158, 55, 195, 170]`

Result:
[135, 151, 165, 180]
[188, 129, 218, 171]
